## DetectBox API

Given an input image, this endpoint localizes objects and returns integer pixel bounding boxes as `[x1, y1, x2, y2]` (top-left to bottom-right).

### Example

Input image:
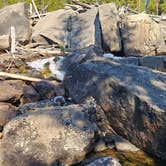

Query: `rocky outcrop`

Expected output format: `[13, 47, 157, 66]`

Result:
[32, 9, 75, 46]
[64, 58, 166, 159]
[121, 13, 166, 56]
[32, 7, 102, 50]
[31, 4, 166, 56]
[70, 7, 102, 50]
[0, 3, 31, 44]
[99, 3, 121, 52]
[0, 104, 97, 166]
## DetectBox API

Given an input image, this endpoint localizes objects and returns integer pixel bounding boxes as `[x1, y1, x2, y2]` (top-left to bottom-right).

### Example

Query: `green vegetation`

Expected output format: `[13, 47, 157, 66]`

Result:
[90, 149, 166, 166]
[0, 0, 166, 14]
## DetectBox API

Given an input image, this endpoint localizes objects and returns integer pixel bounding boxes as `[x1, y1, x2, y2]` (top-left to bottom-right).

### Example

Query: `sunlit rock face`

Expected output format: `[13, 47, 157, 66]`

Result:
[121, 13, 166, 56]
[64, 58, 166, 159]
[0, 2, 31, 44]
[0, 104, 98, 166]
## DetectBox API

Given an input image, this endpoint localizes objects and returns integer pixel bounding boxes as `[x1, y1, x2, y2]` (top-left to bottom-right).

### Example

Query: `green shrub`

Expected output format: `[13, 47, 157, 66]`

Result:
[0, 0, 165, 14]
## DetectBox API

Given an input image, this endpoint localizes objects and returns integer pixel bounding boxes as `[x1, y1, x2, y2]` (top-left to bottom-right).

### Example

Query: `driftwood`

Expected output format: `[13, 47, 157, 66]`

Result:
[0, 72, 59, 85]
[30, 12, 49, 19]
[71, 0, 92, 9]
[32, 0, 41, 19]
[10, 26, 16, 54]
[16, 46, 62, 56]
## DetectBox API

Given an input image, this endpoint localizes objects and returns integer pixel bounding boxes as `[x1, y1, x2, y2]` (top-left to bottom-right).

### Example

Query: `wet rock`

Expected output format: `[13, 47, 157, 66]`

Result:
[121, 13, 166, 56]
[0, 104, 97, 166]
[0, 102, 16, 131]
[64, 57, 166, 159]
[0, 3, 31, 44]
[99, 3, 121, 52]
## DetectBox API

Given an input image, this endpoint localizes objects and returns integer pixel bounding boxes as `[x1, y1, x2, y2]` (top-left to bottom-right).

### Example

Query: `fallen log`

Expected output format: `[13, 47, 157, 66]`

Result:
[0, 72, 58, 83]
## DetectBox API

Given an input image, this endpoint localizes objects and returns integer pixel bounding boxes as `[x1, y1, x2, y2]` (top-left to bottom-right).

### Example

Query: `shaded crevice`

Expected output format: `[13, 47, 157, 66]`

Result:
[94, 10, 103, 51]
[117, 22, 126, 57]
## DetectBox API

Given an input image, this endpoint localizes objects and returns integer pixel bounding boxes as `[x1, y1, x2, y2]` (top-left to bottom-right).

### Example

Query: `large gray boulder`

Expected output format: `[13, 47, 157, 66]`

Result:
[0, 104, 97, 166]
[121, 13, 166, 56]
[70, 7, 102, 50]
[32, 7, 102, 50]
[99, 3, 121, 52]
[0, 3, 31, 44]
[64, 58, 166, 159]
[32, 9, 75, 46]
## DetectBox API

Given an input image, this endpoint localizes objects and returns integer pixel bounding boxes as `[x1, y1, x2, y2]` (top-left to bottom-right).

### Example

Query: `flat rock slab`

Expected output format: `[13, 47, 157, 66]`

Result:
[64, 58, 166, 159]
[99, 3, 121, 52]
[0, 104, 97, 166]
[32, 9, 76, 45]
[110, 55, 166, 72]
[0, 3, 31, 44]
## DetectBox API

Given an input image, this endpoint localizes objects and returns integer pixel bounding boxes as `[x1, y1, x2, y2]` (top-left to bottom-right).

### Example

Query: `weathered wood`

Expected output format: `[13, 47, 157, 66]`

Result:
[32, 0, 41, 19]
[0, 72, 58, 84]
[29, 3, 33, 15]
[71, 0, 92, 9]
[16, 46, 63, 56]
[10, 26, 16, 54]
[30, 12, 50, 19]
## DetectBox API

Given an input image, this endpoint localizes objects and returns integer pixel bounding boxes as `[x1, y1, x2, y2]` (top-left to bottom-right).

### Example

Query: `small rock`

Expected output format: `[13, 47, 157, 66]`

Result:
[114, 136, 139, 152]
[53, 96, 66, 106]
[94, 139, 108, 152]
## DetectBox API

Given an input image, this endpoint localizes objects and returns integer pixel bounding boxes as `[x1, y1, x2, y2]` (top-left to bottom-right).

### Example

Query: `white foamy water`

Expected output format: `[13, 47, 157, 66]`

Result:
[27, 56, 65, 81]
[103, 53, 122, 60]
